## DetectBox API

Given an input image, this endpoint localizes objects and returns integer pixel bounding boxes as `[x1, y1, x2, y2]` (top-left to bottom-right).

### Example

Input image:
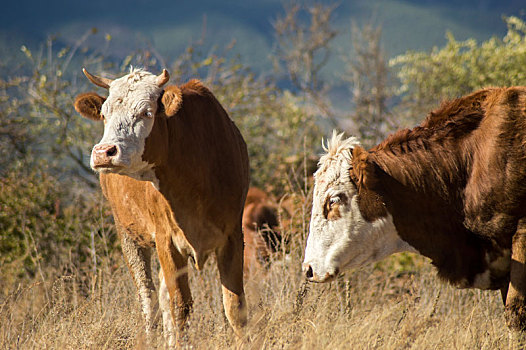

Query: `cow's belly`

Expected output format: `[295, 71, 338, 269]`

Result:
[102, 173, 233, 269]
[169, 213, 230, 270]
[457, 248, 510, 290]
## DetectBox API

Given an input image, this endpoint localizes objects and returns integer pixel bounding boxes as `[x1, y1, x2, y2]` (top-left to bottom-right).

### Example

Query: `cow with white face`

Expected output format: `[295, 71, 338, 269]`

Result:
[303, 131, 416, 282]
[87, 68, 166, 181]
[75, 68, 250, 346]
[302, 86, 526, 332]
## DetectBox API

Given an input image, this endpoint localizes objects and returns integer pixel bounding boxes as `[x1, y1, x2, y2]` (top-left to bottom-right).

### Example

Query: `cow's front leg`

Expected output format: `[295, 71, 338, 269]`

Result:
[156, 232, 193, 347]
[216, 222, 248, 337]
[119, 232, 158, 338]
[505, 218, 526, 331]
[158, 268, 176, 347]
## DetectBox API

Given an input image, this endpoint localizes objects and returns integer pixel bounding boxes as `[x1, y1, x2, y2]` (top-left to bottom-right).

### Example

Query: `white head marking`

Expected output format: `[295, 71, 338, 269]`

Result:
[91, 68, 164, 178]
[303, 131, 416, 282]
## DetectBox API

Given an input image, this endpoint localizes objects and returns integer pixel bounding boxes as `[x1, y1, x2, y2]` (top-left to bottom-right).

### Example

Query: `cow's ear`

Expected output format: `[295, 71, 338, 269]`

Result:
[74, 92, 106, 121]
[351, 146, 378, 189]
[161, 85, 182, 117]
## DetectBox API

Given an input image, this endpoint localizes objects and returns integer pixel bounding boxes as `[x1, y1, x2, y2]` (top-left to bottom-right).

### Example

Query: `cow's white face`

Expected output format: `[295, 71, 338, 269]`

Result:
[90, 69, 164, 178]
[302, 132, 415, 282]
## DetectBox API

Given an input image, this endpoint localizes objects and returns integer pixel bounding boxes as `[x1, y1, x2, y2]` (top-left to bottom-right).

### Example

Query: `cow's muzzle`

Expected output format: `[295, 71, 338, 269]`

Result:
[302, 263, 339, 283]
[91, 143, 120, 170]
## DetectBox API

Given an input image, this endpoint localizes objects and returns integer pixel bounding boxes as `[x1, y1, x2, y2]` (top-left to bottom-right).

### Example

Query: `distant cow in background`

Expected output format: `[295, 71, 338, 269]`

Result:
[243, 187, 283, 274]
[304, 87, 526, 331]
[74, 68, 249, 346]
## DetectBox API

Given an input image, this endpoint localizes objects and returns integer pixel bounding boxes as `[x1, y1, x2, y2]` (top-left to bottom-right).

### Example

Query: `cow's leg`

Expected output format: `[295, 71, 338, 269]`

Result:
[158, 268, 177, 347]
[155, 233, 193, 346]
[505, 218, 526, 331]
[501, 284, 509, 305]
[120, 233, 158, 338]
[216, 222, 247, 337]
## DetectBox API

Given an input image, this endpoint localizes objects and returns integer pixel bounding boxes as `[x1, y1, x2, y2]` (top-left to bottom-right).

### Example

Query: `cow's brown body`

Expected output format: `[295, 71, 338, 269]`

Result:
[242, 187, 282, 274]
[351, 87, 526, 329]
[75, 73, 249, 345]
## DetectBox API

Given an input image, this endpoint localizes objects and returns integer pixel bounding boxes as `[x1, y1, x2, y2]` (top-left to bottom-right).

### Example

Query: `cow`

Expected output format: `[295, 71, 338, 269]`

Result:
[242, 187, 282, 275]
[303, 87, 526, 331]
[74, 67, 250, 346]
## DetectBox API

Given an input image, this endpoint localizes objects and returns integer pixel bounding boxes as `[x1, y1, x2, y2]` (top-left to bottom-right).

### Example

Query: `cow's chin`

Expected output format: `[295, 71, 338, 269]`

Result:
[309, 268, 340, 283]
[93, 158, 155, 178]
[92, 165, 124, 174]
[107, 164, 157, 183]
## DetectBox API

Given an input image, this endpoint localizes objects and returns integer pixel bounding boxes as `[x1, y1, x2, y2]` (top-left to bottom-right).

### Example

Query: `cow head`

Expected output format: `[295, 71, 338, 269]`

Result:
[74, 68, 182, 180]
[302, 132, 414, 282]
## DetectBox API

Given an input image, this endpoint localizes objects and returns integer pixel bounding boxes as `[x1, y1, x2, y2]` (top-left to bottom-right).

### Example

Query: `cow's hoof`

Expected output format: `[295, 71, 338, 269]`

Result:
[505, 303, 526, 331]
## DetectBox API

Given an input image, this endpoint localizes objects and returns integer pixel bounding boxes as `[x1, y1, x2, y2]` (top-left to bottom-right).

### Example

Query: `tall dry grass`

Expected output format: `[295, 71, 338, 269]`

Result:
[2, 192, 526, 350]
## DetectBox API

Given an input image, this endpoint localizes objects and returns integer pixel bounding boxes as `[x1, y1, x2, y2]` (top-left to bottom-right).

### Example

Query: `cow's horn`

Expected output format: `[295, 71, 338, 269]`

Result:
[82, 68, 113, 89]
[156, 69, 170, 87]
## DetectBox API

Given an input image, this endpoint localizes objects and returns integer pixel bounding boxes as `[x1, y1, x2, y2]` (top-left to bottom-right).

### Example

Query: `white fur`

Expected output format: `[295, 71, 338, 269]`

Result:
[303, 131, 416, 282]
[159, 269, 177, 347]
[90, 68, 163, 179]
[119, 234, 157, 335]
[469, 249, 511, 289]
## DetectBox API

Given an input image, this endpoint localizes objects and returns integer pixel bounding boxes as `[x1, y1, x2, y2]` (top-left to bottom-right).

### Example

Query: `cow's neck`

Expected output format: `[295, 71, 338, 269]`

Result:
[371, 148, 505, 289]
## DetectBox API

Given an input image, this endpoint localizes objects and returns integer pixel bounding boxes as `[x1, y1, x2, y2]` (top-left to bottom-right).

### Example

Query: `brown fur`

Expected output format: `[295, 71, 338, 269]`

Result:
[75, 80, 250, 343]
[351, 87, 526, 330]
[160, 85, 182, 117]
[74, 92, 105, 121]
[242, 187, 282, 274]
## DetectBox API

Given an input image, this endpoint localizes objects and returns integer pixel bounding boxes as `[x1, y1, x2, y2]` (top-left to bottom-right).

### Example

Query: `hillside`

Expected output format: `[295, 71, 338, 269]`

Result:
[1, 0, 524, 77]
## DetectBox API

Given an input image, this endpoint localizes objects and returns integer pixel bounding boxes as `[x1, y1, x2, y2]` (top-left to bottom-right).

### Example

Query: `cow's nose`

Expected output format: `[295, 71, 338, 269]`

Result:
[303, 264, 314, 279]
[92, 144, 119, 168]
[105, 145, 118, 157]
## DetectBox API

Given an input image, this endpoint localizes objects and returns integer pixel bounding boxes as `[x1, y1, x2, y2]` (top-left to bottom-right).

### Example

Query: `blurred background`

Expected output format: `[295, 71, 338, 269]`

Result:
[1, 1, 526, 348]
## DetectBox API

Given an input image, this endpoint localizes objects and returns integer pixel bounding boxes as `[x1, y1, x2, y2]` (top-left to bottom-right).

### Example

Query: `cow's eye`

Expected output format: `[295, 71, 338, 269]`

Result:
[329, 196, 341, 208]
[142, 111, 153, 119]
[323, 193, 346, 220]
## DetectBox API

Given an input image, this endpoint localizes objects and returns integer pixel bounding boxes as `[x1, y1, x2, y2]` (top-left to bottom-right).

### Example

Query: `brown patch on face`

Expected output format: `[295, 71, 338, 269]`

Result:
[323, 194, 347, 221]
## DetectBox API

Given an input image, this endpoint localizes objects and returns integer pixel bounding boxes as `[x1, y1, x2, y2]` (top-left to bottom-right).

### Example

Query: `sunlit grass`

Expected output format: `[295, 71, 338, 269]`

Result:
[1, 194, 524, 349]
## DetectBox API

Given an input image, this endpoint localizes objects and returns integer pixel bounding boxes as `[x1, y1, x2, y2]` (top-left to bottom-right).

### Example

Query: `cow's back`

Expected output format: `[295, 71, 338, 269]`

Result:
[462, 87, 526, 242]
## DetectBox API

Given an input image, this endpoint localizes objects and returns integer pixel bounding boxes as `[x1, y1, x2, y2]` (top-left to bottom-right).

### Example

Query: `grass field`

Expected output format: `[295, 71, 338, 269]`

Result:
[2, 193, 525, 350]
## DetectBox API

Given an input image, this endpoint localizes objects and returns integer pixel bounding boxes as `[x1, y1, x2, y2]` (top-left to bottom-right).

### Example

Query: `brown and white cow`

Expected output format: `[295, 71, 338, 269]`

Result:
[303, 87, 526, 330]
[74, 68, 249, 345]
[242, 187, 282, 274]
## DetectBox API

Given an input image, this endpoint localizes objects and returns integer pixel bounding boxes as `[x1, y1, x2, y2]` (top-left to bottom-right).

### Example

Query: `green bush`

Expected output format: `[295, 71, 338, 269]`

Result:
[0, 160, 117, 294]
[390, 16, 526, 123]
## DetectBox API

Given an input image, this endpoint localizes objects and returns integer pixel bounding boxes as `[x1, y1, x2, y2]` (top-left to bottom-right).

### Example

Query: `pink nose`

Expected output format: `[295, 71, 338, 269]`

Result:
[92, 144, 118, 168]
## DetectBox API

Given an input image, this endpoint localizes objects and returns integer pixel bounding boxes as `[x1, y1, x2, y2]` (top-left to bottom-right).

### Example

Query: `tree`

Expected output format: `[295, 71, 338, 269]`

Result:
[272, 1, 338, 126]
[390, 16, 526, 124]
[344, 20, 392, 147]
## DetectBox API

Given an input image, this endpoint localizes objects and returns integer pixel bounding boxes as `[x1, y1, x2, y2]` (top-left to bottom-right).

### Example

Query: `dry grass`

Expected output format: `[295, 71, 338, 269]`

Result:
[2, 201, 526, 350]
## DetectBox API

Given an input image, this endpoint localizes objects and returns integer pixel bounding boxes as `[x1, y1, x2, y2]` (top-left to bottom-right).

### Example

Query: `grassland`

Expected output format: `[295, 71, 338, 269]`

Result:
[1, 193, 525, 350]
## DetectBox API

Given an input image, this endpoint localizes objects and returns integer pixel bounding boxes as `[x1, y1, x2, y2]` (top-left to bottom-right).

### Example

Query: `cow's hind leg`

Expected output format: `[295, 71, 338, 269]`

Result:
[216, 222, 247, 337]
[120, 233, 158, 338]
[155, 232, 193, 346]
[505, 218, 526, 331]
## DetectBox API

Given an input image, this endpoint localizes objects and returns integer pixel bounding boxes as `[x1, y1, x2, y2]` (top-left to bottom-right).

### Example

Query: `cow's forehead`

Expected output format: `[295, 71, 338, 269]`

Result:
[107, 70, 163, 105]
[314, 157, 351, 196]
